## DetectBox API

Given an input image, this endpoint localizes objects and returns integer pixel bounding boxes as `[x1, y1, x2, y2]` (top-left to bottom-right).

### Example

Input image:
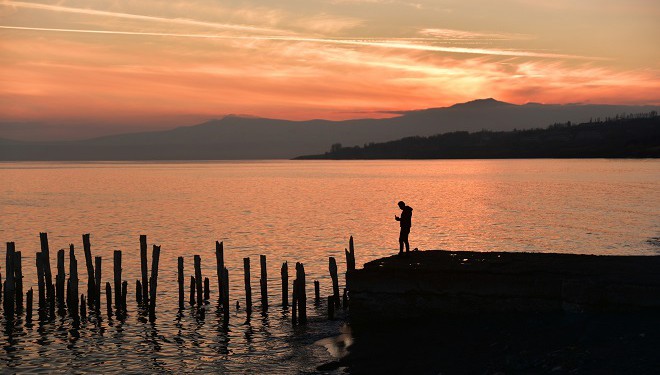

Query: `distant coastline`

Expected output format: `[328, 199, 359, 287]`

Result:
[295, 113, 660, 160]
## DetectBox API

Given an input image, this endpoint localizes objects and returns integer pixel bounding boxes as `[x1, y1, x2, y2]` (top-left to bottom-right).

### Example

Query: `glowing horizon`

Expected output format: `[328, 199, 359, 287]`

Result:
[1, 0, 659, 139]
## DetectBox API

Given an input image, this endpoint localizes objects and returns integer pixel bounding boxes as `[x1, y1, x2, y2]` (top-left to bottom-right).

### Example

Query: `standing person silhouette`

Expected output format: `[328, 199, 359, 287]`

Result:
[395, 201, 413, 255]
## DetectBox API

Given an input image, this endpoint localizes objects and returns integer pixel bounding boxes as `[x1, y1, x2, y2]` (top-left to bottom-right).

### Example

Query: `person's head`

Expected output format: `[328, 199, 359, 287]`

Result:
[398, 201, 405, 209]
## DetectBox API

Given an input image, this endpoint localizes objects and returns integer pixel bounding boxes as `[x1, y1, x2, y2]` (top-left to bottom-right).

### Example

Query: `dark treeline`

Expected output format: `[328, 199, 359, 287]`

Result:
[297, 112, 660, 159]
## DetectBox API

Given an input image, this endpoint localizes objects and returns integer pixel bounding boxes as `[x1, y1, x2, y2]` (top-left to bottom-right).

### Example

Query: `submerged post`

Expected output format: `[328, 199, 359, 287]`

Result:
[39, 233, 54, 310]
[13, 250, 23, 313]
[243, 257, 252, 315]
[94, 256, 102, 310]
[281, 261, 288, 308]
[260, 255, 268, 312]
[345, 236, 356, 272]
[56, 249, 65, 310]
[291, 279, 298, 326]
[296, 262, 307, 324]
[314, 280, 320, 306]
[215, 241, 224, 305]
[204, 277, 210, 302]
[68, 245, 79, 320]
[194, 255, 203, 306]
[136, 280, 142, 304]
[189, 276, 195, 306]
[82, 233, 96, 310]
[121, 280, 128, 316]
[177, 256, 184, 309]
[105, 282, 112, 318]
[329, 257, 340, 308]
[26, 288, 33, 323]
[222, 267, 229, 324]
[113, 250, 122, 312]
[140, 235, 149, 306]
[4, 242, 16, 318]
[148, 244, 160, 322]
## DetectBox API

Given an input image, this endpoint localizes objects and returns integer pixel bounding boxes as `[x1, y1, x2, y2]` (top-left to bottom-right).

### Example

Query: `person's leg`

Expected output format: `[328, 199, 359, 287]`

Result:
[399, 229, 404, 254]
[403, 229, 410, 252]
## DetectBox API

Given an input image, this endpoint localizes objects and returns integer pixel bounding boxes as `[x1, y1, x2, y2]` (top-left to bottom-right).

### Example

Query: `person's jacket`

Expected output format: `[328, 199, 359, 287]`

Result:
[399, 206, 413, 228]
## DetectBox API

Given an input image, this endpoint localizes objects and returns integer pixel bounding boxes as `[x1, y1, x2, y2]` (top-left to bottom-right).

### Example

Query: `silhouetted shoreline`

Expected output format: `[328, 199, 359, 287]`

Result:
[297, 114, 660, 160]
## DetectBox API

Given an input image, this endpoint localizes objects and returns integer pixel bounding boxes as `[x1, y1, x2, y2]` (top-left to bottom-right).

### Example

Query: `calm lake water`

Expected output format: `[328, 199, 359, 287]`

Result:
[1, 159, 659, 373]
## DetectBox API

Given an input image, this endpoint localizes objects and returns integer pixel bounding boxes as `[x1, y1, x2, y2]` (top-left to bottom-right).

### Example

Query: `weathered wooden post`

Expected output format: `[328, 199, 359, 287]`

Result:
[148, 244, 160, 322]
[260, 255, 268, 312]
[243, 257, 252, 315]
[281, 261, 288, 308]
[189, 276, 195, 306]
[327, 296, 334, 320]
[56, 249, 65, 310]
[291, 279, 298, 326]
[36, 252, 45, 320]
[177, 257, 184, 309]
[194, 255, 203, 306]
[105, 282, 112, 318]
[113, 250, 122, 312]
[82, 234, 96, 309]
[4, 242, 16, 318]
[136, 280, 142, 304]
[80, 295, 86, 321]
[314, 280, 320, 306]
[222, 267, 229, 324]
[68, 245, 79, 320]
[215, 241, 224, 305]
[94, 256, 102, 310]
[140, 235, 149, 306]
[345, 236, 356, 272]
[13, 250, 23, 313]
[296, 262, 307, 324]
[121, 280, 128, 316]
[39, 233, 55, 309]
[26, 288, 33, 323]
[329, 257, 340, 308]
[203, 277, 210, 302]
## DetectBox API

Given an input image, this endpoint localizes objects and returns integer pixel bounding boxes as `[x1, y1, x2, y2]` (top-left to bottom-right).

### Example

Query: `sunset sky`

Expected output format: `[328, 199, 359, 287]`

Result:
[1, 0, 659, 140]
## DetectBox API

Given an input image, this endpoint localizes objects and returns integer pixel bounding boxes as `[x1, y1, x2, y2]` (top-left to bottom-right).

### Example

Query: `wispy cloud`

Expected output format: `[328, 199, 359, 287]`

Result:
[419, 28, 533, 41]
[0, 25, 599, 60]
[1, 0, 293, 34]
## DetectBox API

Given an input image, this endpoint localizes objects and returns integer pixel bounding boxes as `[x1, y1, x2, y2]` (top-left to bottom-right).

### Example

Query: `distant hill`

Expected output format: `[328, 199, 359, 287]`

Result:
[2, 99, 660, 160]
[296, 114, 660, 159]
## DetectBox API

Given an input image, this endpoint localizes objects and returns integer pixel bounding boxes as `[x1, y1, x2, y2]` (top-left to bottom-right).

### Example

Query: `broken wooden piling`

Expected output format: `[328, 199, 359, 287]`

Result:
[204, 277, 210, 302]
[189, 276, 195, 306]
[194, 255, 203, 306]
[113, 250, 122, 312]
[39, 233, 55, 310]
[36, 252, 45, 319]
[222, 267, 229, 324]
[215, 241, 224, 305]
[121, 280, 128, 315]
[291, 279, 298, 326]
[56, 249, 65, 310]
[82, 233, 96, 310]
[94, 256, 102, 310]
[105, 282, 112, 318]
[136, 280, 142, 304]
[260, 255, 268, 312]
[68, 245, 79, 320]
[345, 236, 356, 272]
[26, 288, 33, 323]
[329, 257, 340, 308]
[281, 261, 288, 308]
[295, 262, 307, 324]
[177, 257, 184, 309]
[148, 244, 160, 322]
[4, 242, 16, 318]
[140, 235, 149, 306]
[244, 257, 252, 315]
[314, 280, 320, 305]
[13, 250, 23, 313]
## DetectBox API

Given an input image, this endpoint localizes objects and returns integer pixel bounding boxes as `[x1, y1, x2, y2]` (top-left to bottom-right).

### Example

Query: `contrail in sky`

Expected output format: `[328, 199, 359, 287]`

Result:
[1, 0, 292, 34]
[0, 25, 599, 60]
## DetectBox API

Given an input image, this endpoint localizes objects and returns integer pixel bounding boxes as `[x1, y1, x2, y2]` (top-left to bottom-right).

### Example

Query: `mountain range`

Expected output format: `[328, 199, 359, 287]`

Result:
[2, 99, 659, 160]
